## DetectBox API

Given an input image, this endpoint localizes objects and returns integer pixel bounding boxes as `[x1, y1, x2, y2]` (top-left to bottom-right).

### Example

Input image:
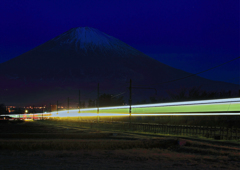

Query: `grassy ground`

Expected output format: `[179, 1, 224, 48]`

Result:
[0, 120, 240, 169]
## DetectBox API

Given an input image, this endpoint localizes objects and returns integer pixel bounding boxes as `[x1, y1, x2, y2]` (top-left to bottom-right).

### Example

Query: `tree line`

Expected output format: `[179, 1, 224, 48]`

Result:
[138, 86, 238, 104]
[1, 87, 238, 114]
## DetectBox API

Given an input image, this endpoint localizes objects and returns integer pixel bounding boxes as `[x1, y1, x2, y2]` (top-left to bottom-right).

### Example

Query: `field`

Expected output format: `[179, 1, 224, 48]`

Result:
[0, 120, 240, 169]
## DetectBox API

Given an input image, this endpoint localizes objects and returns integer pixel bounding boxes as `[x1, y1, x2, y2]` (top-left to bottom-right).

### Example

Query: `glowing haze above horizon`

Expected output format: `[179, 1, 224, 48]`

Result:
[0, 0, 239, 84]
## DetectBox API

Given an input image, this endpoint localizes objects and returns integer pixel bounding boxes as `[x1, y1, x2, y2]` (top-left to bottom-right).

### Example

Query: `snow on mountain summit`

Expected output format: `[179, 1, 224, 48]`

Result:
[51, 27, 132, 52]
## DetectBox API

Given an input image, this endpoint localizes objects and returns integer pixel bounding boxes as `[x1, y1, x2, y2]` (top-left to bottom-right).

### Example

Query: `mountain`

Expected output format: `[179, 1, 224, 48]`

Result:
[0, 27, 238, 106]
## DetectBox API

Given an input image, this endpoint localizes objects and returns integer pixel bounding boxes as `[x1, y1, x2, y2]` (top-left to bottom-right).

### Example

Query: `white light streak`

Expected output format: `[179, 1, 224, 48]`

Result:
[131, 113, 240, 116]
[5, 97, 240, 118]
[98, 97, 240, 110]
[39, 97, 240, 113]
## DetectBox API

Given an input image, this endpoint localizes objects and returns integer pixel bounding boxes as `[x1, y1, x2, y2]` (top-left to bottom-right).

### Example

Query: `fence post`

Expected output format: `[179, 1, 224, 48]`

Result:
[206, 126, 208, 138]
[214, 126, 216, 137]
[220, 127, 221, 139]
[222, 127, 224, 140]
[202, 126, 204, 136]
[237, 128, 238, 140]
[227, 127, 229, 139]
[223, 127, 225, 140]
[211, 126, 213, 138]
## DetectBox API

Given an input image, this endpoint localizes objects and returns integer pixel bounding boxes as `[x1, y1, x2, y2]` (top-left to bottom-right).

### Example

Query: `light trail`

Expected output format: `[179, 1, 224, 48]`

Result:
[8, 112, 240, 119]
[5, 97, 240, 119]
[131, 113, 240, 116]
[98, 97, 240, 110]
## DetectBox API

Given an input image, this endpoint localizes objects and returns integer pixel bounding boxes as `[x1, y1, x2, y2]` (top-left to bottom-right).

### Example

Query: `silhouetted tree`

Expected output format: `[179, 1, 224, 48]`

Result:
[149, 96, 158, 103]
[136, 99, 147, 104]
[188, 87, 201, 100]
[88, 99, 95, 107]
[167, 86, 233, 101]
[14, 108, 24, 114]
[99, 93, 124, 107]
[81, 101, 85, 108]
[0, 104, 7, 115]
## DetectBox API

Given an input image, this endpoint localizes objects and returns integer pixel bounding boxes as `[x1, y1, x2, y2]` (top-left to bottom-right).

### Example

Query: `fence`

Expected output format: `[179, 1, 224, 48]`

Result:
[78, 120, 240, 141]
[52, 118, 240, 141]
[130, 123, 240, 140]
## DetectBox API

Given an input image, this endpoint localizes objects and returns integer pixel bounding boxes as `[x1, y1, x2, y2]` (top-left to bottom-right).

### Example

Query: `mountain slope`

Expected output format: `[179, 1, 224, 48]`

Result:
[0, 27, 238, 105]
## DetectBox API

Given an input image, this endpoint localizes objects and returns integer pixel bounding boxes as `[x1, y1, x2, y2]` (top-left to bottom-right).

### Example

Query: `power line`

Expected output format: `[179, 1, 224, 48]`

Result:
[79, 56, 240, 103]
[111, 91, 126, 98]
[104, 81, 129, 92]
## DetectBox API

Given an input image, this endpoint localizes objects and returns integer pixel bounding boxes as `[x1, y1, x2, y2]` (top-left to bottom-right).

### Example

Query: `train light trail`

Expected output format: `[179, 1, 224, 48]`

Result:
[131, 113, 240, 116]
[5, 97, 240, 119]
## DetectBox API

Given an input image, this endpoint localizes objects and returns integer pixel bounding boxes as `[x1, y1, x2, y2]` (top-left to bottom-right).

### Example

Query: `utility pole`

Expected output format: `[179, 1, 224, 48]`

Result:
[128, 79, 157, 128]
[129, 79, 132, 126]
[32, 105, 34, 120]
[67, 97, 69, 113]
[42, 104, 44, 120]
[57, 101, 58, 114]
[97, 83, 99, 123]
[78, 90, 81, 113]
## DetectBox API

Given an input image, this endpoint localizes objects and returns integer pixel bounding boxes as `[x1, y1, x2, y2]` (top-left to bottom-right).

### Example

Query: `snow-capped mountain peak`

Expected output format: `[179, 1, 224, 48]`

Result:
[53, 27, 116, 48]
[50, 27, 138, 55]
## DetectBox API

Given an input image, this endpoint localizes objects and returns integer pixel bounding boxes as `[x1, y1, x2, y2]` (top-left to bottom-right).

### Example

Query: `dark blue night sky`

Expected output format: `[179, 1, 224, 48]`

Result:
[0, 0, 239, 84]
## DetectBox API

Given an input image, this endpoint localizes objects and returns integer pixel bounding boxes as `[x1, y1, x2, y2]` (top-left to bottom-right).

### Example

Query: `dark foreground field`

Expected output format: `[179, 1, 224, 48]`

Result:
[0, 120, 240, 170]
